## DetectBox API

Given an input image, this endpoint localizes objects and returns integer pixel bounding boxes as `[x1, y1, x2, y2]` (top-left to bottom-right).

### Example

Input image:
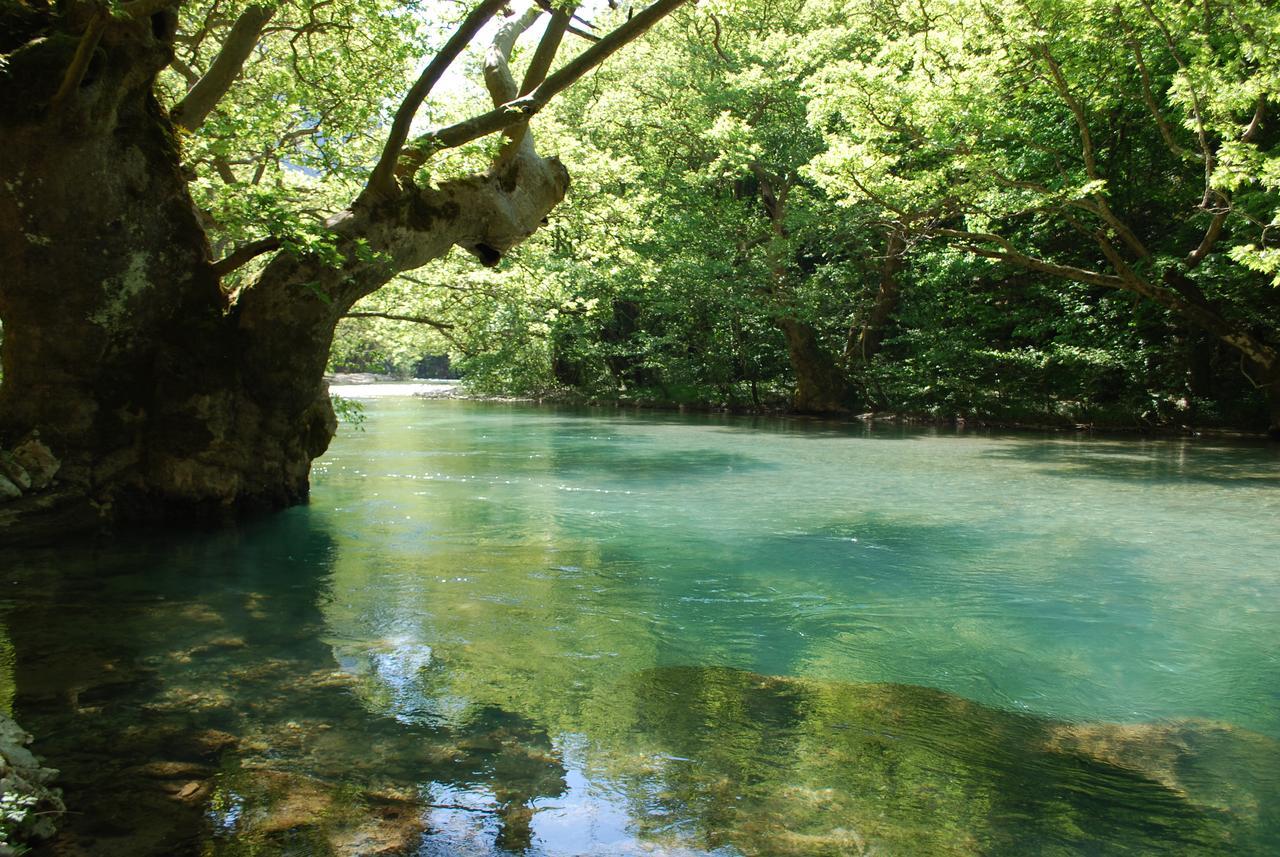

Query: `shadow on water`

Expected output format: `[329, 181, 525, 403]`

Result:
[0, 514, 572, 857]
[977, 437, 1280, 487]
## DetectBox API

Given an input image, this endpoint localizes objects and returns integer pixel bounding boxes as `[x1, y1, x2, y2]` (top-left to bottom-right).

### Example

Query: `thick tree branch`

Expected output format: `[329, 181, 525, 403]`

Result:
[484, 6, 545, 106]
[212, 156, 239, 184]
[212, 237, 281, 277]
[1184, 98, 1264, 269]
[363, 0, 508, 201]
[935, 228, 1279, 372]
[934, 228, 1127, 289]
[50, 14, 105, 111]
[171, 5, 275, 131]
[342, 312, 454, 331]
[498, 6, 572, 165]
[398, 0, 689, 177]
[1185, 210, 1227, 270]
[1241, 95, 1266, 144]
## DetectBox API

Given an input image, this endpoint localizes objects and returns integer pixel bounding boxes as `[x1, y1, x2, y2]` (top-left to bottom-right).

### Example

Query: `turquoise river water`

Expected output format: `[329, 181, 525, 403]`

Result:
[3, 398, 1279, 855]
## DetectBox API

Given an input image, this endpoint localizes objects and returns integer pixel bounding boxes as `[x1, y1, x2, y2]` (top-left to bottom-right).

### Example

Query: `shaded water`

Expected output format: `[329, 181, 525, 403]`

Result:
[3, 400, 1279, 855]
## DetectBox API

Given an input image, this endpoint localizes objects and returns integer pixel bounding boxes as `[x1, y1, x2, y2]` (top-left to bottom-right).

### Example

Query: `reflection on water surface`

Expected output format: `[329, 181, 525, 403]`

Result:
[3, 400, 1279, 855]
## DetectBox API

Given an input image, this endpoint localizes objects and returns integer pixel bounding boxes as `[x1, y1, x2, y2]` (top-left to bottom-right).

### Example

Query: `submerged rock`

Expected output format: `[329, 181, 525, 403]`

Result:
[12, 437, 59, 490]
[0, 713, 65, 850]
[606, 666, 1280, 857]
[0, 438, 61, 506]
[206, 768, 427, 855]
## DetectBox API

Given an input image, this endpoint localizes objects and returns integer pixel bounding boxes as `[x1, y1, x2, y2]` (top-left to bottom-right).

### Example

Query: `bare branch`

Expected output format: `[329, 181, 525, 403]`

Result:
[212, 156, 240, 184]
[399, 0, 689, 177]
[936, 228, 1280, 372]
[363, 0, 508, 201]
[1121, 27, 1189, 159]
[171, 5, 275, 131]
[169, 55, 202, 87]
[1184, 98, 1263, 268]
[1185, 210, 1227, 269]
[1137, 0, 1215, 207]
[709, 13, 732, 64]
[1241, 95, 1266, 144]
[1037, 43, 1152, 261]
[568, 24, 601, 42]
[531, 0, 599, 33]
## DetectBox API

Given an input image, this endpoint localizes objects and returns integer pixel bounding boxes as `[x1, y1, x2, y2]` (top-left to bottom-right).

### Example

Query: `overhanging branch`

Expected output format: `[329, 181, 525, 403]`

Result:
[398, 0, 688, 178]
[212, 237, 281, 277]
[933, 228, 1127, 290]
[363, 0, 508, 201]
[171, 5, 275, 131]
[497, 6, 572, 164]
[342, 312, 455, 332]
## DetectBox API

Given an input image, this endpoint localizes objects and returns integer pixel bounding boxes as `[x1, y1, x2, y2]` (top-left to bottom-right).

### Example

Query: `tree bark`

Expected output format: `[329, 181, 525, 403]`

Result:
[1251, 361, 1280, 440]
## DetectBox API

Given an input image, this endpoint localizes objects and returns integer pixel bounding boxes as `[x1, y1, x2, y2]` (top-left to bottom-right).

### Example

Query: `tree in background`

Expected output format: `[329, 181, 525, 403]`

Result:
[803, 0, 1280, 432]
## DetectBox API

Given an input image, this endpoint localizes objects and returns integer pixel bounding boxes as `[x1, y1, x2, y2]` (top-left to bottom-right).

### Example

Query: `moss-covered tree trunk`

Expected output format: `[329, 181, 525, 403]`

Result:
[0, 1, 570, 541]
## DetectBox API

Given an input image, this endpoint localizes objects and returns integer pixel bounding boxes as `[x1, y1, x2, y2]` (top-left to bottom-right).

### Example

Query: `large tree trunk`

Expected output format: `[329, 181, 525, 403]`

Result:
[744, 162, 855, 416]
[847, 231, 904, 366]
[1268, 389, 1280, 441]
[0, 3, 568, 542]
[777, 318, 855, 415]
[0, 3, 295, 534]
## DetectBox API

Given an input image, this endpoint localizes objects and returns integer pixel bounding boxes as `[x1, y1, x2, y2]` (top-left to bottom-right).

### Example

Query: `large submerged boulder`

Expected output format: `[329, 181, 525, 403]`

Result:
[0, 713, 65, 853]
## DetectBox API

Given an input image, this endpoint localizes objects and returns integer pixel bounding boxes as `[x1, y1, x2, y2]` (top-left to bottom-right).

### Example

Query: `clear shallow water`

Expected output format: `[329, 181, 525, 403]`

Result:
[3, 400, 1280, 855]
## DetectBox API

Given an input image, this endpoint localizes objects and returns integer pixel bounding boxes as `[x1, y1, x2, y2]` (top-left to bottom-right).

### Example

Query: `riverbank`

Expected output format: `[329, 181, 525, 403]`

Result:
[0, 713, 64, 852]
[325, 376, 1274, 440]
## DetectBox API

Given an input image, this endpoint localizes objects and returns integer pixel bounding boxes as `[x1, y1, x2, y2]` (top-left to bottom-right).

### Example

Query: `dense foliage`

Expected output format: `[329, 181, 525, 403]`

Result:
[332, 0, 1280, 431]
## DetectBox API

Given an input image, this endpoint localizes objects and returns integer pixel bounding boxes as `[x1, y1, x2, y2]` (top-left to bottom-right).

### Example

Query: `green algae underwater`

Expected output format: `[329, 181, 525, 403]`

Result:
[2, 399, 1278, 855]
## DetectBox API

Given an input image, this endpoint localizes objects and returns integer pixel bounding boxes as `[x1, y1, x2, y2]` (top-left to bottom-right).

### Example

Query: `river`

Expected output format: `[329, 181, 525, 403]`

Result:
[4, 399, 1279, 855]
